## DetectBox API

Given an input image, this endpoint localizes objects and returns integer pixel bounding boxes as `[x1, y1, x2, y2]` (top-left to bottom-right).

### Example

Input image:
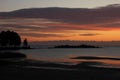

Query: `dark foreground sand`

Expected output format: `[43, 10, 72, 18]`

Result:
[0, 60, 120, 80]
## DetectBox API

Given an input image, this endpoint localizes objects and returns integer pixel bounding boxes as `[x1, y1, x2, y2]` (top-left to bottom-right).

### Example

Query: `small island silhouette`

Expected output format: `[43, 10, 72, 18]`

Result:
[54, 44, 100, 48]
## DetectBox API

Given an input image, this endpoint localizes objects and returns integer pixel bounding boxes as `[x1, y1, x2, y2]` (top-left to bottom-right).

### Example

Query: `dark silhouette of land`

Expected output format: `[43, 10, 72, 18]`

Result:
[0, 30, 21, 47]
[0, 51, 120, 80]
[54, 44, 100, 48]
[71, 56, 120, 60]
[0, 30, 30, 50]
[0, 52, 26, 65]
[0, 57, 120, 80]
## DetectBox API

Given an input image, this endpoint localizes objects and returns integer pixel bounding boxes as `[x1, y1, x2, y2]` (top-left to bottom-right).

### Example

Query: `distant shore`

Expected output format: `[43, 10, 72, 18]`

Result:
[54, 44, 101, 48]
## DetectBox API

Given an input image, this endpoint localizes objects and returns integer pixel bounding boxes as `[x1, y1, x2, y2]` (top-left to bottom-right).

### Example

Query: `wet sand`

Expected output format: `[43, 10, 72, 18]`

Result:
[0, 60, 120, 80]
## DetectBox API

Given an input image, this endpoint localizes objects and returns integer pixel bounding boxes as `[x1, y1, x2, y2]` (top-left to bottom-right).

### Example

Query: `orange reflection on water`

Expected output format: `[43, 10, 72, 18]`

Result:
[27, 54, 120, 68]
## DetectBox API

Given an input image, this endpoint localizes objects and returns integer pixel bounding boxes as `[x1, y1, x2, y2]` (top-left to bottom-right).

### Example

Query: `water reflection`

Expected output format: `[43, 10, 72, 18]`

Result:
[18, 47, 120, 68]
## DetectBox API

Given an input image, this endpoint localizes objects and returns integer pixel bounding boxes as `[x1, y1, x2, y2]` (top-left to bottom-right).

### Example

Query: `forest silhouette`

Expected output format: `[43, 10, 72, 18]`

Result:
[0, 30, 30, 49]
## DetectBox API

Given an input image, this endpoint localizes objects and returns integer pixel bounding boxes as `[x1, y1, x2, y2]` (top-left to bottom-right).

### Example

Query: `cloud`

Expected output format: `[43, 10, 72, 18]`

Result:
[0, 19, 96, 32]
[0, 5, 120, 40]
[80, 33, 101, 36]
[19, 32, 68, 38]
[0, 5, 120, 30]
[1, 5, 120, 25]
[97, 22, 120, 28]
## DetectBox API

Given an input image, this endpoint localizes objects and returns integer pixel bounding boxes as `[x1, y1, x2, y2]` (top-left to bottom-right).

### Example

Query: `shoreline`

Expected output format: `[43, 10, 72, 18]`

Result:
[1, 59, 120, 80]
[1, 50, 120, 80]
[0, 47, 32, 50]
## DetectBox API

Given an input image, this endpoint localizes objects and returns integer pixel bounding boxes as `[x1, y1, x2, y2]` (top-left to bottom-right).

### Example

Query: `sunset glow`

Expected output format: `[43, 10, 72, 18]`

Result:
[0, 18, 120, 42]
[0, 1, 120, 42]
[1, 1, 120, 79]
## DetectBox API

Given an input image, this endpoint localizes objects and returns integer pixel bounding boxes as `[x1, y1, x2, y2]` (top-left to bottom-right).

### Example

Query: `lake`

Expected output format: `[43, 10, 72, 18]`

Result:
[18, 47, 120, 68]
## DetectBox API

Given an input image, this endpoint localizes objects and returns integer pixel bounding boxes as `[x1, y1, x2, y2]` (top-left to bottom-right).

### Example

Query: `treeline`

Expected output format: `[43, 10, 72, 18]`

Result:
[0, 30, 30, 49]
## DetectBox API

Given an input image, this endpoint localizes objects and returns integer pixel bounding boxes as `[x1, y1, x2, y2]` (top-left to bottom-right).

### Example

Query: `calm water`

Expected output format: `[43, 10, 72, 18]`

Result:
[18, 47, 120, 67]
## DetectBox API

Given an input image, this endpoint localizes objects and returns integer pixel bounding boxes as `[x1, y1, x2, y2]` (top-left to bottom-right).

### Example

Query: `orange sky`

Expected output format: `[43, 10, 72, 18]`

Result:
[0, 18, 120, 42]
[19, 21, 120, 42]
[20, 27, 120, 42]
[1, 4, 120, 42]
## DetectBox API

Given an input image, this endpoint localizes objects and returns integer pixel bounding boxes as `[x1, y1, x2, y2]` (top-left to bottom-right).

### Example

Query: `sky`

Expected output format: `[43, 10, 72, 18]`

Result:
[0, 0, 120, 42]
[0, 0, 120, 12]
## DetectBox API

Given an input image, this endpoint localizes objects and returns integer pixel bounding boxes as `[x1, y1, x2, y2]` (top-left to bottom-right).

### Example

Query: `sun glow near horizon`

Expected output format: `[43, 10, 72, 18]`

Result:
[0, 18, 120, 42]
[20, 30, 120, 42]
[1, 3, 120, 42]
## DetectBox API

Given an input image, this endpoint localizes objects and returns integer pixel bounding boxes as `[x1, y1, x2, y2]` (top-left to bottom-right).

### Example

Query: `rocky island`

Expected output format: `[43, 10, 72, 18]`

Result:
[54, 44, 100, 48]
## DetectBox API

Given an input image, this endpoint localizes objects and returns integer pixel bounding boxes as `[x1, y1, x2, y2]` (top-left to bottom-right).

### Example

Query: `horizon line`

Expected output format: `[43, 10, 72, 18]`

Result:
[29, 40, 120, 42]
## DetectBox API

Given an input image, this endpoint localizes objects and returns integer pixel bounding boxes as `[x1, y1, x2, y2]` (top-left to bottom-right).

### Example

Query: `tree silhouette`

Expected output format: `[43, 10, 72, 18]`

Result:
[23, 38, 28, 47]
[0, 30, 21, 47]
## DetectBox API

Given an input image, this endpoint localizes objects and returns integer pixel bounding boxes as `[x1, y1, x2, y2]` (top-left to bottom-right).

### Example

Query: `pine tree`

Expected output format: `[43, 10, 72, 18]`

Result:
[23, 38, 28, 47]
